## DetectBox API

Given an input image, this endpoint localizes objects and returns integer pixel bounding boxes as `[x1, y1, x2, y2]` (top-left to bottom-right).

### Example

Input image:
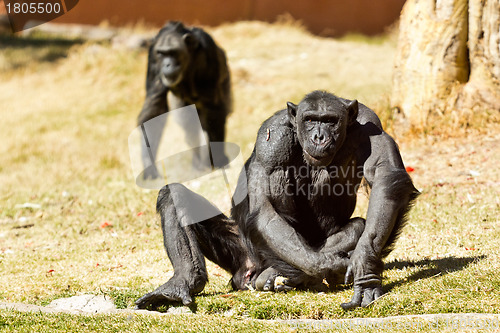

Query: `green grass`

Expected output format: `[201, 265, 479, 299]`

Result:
[0, 21, 499, 331]
[0, 310, 293, 333]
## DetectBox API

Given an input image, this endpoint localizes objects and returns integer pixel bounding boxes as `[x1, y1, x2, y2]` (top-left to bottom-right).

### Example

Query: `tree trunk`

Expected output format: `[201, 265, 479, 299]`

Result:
[456, 0, 500, 111]
[392, 0, 500, 128]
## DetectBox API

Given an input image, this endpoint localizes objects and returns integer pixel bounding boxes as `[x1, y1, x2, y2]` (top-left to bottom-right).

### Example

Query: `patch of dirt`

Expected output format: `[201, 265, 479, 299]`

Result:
[400, 127, 500, 197]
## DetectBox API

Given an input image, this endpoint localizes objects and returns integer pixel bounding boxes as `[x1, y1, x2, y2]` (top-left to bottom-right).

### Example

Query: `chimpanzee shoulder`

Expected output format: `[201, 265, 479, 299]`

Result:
[356, 104, 384, 132]
[254, 109, 301, 170]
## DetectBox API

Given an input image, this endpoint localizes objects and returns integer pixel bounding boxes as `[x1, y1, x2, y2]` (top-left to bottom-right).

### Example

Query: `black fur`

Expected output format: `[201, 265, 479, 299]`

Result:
[135, 91, 419, 311]
[137, 21, 232, 177]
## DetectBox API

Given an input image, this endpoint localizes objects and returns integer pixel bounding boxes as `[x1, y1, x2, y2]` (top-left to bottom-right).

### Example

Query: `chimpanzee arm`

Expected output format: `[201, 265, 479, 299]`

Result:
[246, 161, 349, 277]
[136, 50, 169, 179]
[137, 81, 168, 125]
[342, 133, 418, 309]
[195, 102, 228, 168]
[137, 44, 169, 126]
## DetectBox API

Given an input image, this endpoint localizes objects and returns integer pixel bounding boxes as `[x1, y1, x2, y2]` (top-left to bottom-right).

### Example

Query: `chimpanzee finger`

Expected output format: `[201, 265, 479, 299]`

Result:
[275, 284, 293, 292]
[263, 278, 274, 291]
[135, 292, 155, 309]
[361, 288, 375, 307]
[135, 292, 165, 310]
[361, 287, 384, 307]
[344, 265, 354, 285]
[179, 292, 193, 306]
[274, 276, 293, 292]
[374, 287, 384, 300]
[340, 285, 363, 310]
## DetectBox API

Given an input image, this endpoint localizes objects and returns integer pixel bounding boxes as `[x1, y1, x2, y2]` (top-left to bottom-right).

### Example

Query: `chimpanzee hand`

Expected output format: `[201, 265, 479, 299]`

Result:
[341, 251, 383, 309]
[135, 277, 195, 310]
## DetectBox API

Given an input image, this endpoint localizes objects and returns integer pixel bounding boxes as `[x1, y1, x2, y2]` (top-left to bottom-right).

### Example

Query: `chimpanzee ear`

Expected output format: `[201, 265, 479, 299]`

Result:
[287, 102, 298, 127]
[347, 99, 359, 125]
[183, 33, 199, 50]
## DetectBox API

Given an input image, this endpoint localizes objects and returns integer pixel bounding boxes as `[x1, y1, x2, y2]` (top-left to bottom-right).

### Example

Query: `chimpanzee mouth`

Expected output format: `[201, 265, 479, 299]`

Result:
[303, 150, 334, 167]
[160, 73, 182, 87]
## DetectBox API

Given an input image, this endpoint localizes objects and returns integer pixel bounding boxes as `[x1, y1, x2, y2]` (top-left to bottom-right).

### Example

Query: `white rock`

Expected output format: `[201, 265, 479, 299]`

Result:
[47, 295, 116, 314]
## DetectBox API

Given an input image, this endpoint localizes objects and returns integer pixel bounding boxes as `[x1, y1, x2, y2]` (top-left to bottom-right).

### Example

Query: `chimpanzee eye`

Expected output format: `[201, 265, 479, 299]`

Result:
[157, 50, 177, 57]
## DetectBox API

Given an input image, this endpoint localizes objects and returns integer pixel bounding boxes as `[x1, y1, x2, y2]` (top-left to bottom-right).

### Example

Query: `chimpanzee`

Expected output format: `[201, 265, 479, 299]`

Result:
[137, 21, 231, 177]
[135, 91, 419, 310]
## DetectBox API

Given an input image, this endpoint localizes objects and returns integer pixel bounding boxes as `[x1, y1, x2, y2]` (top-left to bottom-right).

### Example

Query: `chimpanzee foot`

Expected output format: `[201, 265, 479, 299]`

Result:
[341, 250, 384, 309]
[341, 268, 384, 309]
[135, 276, 204, 310]
[254, 267, 294, 292]
[340, 283, 384, 309]
[142, 165, 161, 180]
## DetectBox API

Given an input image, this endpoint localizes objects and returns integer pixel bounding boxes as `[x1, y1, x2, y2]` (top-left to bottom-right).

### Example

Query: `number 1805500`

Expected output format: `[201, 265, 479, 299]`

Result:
[6, 2, 62, 14]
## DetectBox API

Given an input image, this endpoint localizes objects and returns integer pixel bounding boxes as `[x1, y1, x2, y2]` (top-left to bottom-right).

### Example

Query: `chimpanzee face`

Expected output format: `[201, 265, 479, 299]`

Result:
[287, 91, 358, 167]
[154, 32, 198, 87]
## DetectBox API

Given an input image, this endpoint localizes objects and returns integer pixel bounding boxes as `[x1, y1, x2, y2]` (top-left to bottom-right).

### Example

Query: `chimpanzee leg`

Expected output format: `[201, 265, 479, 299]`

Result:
[254, 218, 365, 292]
[135, 183, 252, 310]
[137, 85, 168, 179]
[200, 105, 229, 168]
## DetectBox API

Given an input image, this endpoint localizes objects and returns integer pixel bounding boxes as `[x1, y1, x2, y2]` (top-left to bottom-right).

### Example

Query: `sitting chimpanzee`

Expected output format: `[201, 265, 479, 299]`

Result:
[135, 91, 419, 310]
[137, 21, 231, 177]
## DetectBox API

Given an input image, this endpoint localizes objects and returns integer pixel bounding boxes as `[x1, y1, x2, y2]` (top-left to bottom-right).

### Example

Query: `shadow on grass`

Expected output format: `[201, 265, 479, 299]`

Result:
[384, 255, 486, 291]
[0, 33, 84, 71]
